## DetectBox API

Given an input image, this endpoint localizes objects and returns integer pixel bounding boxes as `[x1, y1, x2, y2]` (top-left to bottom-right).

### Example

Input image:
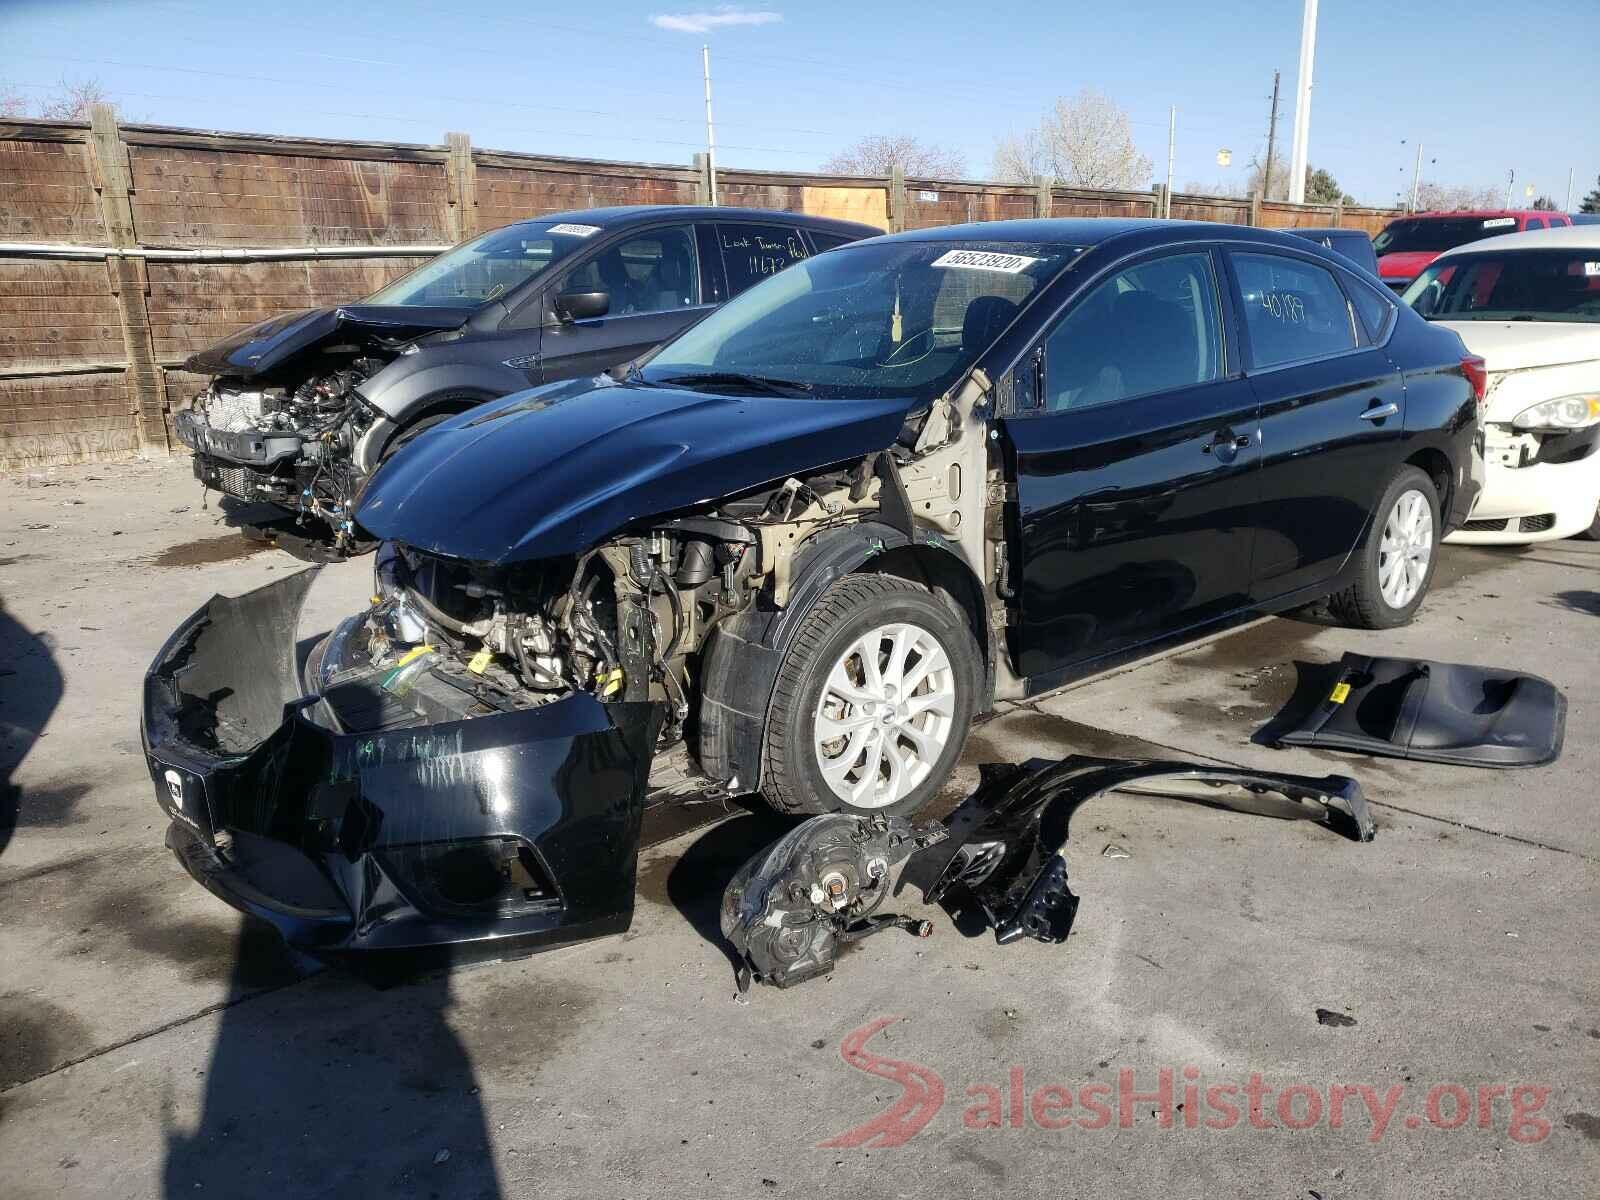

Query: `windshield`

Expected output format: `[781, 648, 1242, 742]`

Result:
[366, 220, 602, 308]
[1401, 250, 1600, 323]
[1373, 216, 1518, 255]
[639, 241, 1078, 399]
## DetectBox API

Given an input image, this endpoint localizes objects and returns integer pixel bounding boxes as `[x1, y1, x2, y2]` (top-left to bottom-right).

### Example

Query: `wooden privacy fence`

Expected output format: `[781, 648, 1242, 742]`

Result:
[0, 108, 1404, 469]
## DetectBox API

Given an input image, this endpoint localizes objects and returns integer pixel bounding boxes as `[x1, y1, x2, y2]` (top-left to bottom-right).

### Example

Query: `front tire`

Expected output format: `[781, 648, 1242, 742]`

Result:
[760, 574, 980, 818]
[1330, 465, 1440, 629]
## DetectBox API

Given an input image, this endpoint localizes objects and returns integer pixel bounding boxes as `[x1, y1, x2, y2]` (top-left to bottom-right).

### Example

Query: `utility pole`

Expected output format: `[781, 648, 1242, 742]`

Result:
[1164, 106, 1176, 218]
[1408, 141, 1423, 213]
[1261, 70, 1281, 202]
[701, 43, 718, 205]
[1503, 169, 1515, 209]
[1287, 0, 1318, 204]
[1565, 167, 1575, 212]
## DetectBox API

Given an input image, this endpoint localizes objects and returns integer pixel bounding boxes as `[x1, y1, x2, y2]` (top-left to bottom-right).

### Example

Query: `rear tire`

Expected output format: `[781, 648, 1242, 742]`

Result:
[760, 574, 980, 818]
[1330, 465, 1440, 629]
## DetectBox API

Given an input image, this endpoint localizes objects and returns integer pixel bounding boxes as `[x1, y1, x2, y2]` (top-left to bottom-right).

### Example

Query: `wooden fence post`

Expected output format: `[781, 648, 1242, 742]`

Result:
[692, 153, 713, 204]
[87, 103, 167, 454]
[1033, 175, 1052, 218]
[1332, 200, 1344, 228]
[888, 166, 906, 233]
[445, 132, 477, 239]
[1248, 190, 1262, 228]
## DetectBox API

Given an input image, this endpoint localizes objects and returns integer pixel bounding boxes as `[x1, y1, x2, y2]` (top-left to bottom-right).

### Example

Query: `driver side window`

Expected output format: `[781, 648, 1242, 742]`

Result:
[558, 226, 700, 317]
[1041, 251, 1224, 412]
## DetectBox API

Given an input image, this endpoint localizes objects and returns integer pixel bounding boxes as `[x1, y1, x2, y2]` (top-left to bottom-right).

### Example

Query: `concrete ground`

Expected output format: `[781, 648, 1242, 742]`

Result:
[1, 459, 1595, 1199]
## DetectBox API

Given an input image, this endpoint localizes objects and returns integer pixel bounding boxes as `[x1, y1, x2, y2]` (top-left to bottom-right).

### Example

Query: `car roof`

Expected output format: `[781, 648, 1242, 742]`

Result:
[855, 217, 1364, 257]
[507, 205, 881, 236]
[1286, 227, 1368, 239]
[1402, 209, 1558, 220]
[1436, 223, 1600, 258]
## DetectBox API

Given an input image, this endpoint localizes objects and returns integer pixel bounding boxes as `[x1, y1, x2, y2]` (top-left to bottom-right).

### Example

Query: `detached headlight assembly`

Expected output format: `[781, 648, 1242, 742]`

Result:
[1512, 394, 1600, 432]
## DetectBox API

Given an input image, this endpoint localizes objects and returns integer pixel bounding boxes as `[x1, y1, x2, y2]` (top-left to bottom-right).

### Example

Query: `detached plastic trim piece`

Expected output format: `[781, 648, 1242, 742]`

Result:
[1273, 652, 1566, 769]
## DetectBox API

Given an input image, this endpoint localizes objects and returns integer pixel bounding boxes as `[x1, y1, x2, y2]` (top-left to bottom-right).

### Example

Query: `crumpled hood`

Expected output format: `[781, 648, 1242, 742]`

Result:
[183, 304, 470, 378]
[355, 376, 916, 563]
[1378, 250, 1439, 282]
[1436, 320, 1600, 374]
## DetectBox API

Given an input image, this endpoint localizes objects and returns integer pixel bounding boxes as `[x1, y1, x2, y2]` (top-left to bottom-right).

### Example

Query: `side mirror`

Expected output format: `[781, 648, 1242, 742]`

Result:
[554, 290, 609, 322]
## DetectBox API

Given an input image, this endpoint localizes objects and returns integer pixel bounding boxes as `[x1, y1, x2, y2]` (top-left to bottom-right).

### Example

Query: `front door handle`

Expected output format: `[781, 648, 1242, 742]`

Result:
[1359, 401, 1400, 422]
[1202, 430, 1254, 454]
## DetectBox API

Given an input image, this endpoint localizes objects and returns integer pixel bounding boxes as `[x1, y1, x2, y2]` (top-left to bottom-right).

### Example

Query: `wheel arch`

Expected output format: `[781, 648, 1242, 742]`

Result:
[697, 521, 992, 794]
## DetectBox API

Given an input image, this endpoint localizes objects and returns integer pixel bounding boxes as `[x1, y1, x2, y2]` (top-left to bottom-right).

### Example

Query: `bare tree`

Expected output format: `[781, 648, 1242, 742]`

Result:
[992, 89, 1152, 190]
[822, 135, 966, 179]
[0, 77, 119, 121]
[1413, 181, 1503, 211]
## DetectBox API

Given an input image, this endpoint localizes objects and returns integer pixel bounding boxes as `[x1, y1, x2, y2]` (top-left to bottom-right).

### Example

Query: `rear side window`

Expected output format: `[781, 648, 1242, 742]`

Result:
[1042, 251, 1224, 411]
[1231, 251, 1357, 367]
[717, 223, 810, 295]
[1347, 275, 1396, 342]
[1526, 218, 1546, 231]
[808, 231, 857, 252]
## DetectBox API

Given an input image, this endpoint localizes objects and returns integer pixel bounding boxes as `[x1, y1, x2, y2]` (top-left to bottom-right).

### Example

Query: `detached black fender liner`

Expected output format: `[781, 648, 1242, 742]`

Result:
[141, 569, 661, 970]
[900, 756, 1373, 945]
[1271, 652, 1566, 768]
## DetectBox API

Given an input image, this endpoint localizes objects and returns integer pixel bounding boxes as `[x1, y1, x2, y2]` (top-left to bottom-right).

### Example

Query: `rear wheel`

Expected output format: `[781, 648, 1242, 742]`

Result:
[1330, 465, 1440, 629]
[760, 575, 980, 818]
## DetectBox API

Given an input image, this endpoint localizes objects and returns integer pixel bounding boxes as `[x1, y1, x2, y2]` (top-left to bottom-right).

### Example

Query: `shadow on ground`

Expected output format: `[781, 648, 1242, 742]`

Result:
[0, 596, 66, 861]
[162, 920, 503, 1199]
[637, 804, 796, 975]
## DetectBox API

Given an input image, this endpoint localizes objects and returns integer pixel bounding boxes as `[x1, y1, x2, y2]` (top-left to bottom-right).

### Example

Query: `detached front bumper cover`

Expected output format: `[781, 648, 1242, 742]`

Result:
[141, 569, 660, 970]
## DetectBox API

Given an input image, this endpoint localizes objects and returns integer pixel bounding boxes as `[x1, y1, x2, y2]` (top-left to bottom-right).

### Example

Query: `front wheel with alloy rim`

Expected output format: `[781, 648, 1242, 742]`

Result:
[1330, 465, 1440, 629]
[761, 574, 980, 818]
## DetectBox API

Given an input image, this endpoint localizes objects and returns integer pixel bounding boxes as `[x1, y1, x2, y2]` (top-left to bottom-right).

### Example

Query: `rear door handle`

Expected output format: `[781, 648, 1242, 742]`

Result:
[1359, 402, 1400, 421]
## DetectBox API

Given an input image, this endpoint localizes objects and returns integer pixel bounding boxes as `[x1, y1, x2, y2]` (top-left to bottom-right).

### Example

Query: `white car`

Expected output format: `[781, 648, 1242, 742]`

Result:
[1403, 224, 1600, 543]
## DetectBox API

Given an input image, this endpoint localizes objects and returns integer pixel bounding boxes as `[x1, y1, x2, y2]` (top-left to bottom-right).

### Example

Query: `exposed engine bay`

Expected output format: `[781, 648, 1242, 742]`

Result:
[327, 376, 992, 772]
[182, 352, 392, 551]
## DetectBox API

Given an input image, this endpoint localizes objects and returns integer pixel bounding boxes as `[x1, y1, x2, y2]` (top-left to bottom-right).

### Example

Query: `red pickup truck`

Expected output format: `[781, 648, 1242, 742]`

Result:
[1374, 210, 1573, 291]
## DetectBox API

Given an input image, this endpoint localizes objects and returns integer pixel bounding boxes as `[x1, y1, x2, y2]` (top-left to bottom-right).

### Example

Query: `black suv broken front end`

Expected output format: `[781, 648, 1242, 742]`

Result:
[141, 567, 660, 968]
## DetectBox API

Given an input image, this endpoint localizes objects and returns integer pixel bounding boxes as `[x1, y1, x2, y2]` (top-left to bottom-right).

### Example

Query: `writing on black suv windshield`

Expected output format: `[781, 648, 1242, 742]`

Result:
[367, 222, 600, 309]
[642, 241, 1079, 400]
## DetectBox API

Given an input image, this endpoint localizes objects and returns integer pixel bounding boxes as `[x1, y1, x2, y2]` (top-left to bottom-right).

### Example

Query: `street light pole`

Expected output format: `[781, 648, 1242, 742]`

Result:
[1566, 167, 1575, 212]
[1165, 106, 1176, 218]
[1287, 0, 1318, 204]
[702, 43, 718, 206]
[1409, 142, 1423, 213]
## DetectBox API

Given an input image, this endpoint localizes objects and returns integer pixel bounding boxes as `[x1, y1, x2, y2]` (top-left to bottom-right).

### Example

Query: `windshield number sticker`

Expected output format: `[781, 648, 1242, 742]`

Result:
[1481, 217, 1517, 228]
[547, 223, 602, 237]
[1585, 262, 1600, 277]
[930, 249, 1041, 274]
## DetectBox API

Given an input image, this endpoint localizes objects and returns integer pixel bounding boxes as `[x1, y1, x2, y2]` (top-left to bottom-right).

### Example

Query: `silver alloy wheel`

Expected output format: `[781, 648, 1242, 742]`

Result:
[812, 621, 957, 809]
[1378, 487, 1434, 609]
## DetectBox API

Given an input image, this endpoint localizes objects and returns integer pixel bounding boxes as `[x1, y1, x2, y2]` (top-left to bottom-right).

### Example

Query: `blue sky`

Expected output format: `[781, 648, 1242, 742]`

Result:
[2, 0, 1595, 208]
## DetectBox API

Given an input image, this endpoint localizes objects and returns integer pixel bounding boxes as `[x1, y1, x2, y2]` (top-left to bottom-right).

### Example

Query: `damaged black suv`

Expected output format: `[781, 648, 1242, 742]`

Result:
[175, 206, 877, 557]
[144, 218, 1483, 965]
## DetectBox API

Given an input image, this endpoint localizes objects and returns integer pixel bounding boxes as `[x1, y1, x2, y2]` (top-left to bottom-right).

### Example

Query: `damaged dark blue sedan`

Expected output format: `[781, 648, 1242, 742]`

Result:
[143, 217, 1484, 965]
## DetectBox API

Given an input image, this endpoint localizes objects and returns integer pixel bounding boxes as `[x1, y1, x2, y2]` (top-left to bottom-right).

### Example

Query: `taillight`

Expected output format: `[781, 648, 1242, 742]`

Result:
[1461, 355, 1488, 403]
